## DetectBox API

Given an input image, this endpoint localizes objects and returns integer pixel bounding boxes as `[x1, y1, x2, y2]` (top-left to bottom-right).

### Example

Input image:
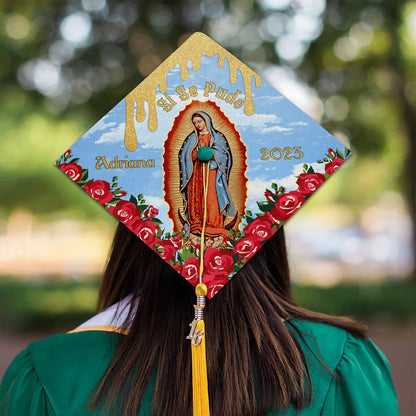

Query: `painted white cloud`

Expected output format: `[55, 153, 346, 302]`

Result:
[145, 195, 166, 207]
[289, 121, 308, 126]
[263, 125, 293, 133]
[247, 177, 271, 203]
[95, 122, 125, 144]
[84, 114, 117, 138]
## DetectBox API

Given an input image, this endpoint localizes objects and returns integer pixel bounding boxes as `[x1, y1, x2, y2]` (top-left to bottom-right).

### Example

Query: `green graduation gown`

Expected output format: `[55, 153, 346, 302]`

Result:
[0, 319, 399, 416]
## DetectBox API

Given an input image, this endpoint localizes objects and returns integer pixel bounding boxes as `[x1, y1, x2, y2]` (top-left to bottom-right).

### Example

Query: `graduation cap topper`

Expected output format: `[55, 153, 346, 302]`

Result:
[56, 32, 350, 300]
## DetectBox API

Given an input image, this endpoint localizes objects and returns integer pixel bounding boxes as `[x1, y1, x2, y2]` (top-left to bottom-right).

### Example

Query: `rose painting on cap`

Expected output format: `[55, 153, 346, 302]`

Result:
[56, 33, 350, 298]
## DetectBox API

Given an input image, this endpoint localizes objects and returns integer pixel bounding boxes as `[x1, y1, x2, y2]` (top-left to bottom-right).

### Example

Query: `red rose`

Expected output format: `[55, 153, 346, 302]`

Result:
[222, 237, 233, 248]
[144, 205, 159, 219]
[180, 257, 200, 286]
[264, 211, 280, 227]
[126, 217, 143, 234]
[108, 200, 139, 223]
[328, 148, 336, 158]
[64, 149, 72, 158]
[243, 214, 275, 241]
[169, 234, 183, 250]
[204, 274, 229, 299]
[83, 180, 113, 205]
[113, 189, 127, 197]
[296, 173, 326, 196]
[155, 239, 176, 261]
[325, 157, 344, 175]
[234, 236, 261, 259]
[271, 191, 305, 222]
[128, 218, 157, 244]
[203, 248, 233, 277]
[60, 162, 83, 183]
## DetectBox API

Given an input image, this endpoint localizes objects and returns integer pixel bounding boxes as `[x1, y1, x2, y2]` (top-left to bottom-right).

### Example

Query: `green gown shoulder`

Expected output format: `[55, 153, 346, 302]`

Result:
[0, 320, 398, 416]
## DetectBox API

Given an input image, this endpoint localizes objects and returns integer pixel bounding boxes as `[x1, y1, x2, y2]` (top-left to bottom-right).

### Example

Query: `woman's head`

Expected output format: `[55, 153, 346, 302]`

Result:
[191, 112, 209, 133]
[98, 223, 292, 313]
[93, 223, 366, 416]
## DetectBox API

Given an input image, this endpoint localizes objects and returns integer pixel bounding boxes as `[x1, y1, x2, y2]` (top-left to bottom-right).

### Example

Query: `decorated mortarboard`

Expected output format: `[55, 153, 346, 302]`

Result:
[56, 32, 350, 415]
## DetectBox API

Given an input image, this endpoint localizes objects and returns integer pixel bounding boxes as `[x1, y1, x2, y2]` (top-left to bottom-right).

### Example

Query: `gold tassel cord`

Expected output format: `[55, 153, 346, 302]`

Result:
[199, 162, 210, 282]
[187, 155, 210, 416]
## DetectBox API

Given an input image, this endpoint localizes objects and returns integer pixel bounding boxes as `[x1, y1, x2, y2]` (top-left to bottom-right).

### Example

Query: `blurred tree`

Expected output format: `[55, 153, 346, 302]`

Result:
[1, 0, 415, 275]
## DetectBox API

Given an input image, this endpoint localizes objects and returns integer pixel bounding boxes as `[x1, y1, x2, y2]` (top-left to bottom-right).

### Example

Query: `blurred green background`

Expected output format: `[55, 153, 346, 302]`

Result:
[0, 0, 415, 413]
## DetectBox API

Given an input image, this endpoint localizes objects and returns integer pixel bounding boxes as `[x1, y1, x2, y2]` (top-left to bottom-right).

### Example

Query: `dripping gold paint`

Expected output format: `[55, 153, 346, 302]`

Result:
[157, 82, 245, 113]
[95, 156, 156, 170]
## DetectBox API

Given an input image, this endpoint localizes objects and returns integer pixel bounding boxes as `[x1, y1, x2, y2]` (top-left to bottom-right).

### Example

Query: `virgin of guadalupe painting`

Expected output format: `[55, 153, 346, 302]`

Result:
[178, 111, 235, 240]
[163, 100, 247, 249]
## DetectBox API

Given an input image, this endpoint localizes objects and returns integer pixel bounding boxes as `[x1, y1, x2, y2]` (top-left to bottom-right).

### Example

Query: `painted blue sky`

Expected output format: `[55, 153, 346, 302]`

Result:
[67, 54, 345, 232]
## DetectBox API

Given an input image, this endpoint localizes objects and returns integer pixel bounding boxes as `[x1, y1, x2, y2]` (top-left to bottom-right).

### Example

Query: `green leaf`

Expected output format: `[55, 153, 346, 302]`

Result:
[317, 159, 323, 163]
[345, 148, 351, 158]
[138, 193, 144, 200]
[271, 223, 278, 230]
[179, 247, 195, 262]
[257, 201, 274, 212]
[69, 158, 80, 164]
[81, 170, 88, 181]
[152, 218, 163, 225]
[265, 189, 278, 202]
[323, 157, 329, 162]
[246, 210, 253, 216]
[336, 149, 344, 159]
[112, 176, 118, 182]
[246, 216, 255, 223]
[232, 253, 239, 263]
[137, 204, 148, 211]
[307, 166, 315, 173]
[129, 195, 138, 205]
[271, 183, 278, 191]
[112, 182, 118, 187]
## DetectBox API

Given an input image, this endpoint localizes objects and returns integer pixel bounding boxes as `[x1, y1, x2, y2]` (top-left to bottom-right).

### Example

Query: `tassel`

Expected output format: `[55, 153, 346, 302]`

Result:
[191, 319, 210, 415]
[187, 150, 211, 415]
[187, 283, 210, 416]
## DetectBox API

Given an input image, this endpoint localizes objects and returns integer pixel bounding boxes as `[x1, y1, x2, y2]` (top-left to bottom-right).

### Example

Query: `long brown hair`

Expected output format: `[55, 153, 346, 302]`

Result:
[91, 223, 367, 415]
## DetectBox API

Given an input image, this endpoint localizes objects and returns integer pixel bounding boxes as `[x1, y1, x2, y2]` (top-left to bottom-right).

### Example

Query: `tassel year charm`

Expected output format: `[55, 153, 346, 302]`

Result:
[187, 283, 210, 416]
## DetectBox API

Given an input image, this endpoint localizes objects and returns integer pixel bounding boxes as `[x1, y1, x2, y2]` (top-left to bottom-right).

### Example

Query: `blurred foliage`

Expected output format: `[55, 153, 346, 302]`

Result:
[1, 0, 415, 265]
[293, 280, 416, 320]
[0, 277, 98, 332]
[0, 278, 414, 333]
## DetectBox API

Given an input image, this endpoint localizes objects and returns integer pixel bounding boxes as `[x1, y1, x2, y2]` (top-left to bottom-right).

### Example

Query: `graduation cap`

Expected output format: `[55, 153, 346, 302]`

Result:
[56, 32, 350, 416]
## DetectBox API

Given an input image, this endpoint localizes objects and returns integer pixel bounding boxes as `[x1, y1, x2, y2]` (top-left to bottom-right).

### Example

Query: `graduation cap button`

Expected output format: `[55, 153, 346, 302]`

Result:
[197, 146, 213, 162]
